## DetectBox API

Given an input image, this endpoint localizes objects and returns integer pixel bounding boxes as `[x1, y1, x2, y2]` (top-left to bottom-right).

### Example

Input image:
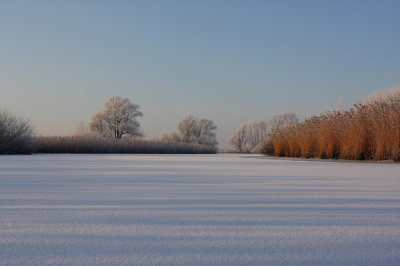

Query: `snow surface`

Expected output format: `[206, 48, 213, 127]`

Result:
[1, 154, 399, 266]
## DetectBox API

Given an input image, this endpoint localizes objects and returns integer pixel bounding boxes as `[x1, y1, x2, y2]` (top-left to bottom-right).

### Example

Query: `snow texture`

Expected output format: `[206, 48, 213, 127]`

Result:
[1, 154, 399, 265]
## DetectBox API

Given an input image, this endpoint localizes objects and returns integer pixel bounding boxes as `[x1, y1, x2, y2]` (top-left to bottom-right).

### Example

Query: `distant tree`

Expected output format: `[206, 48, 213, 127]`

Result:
[89, 96, 144, 139]
[259, 118, 268, 142]
[246, 119, 261, 150]
[239, 118, 270, 151]
[89, 111, 107, 134]
[0, 107, 35, 154]
[195, 118, 217, 138]
[227, 124, 248, 152]
[267, 112, 299, 129]
[228, 112, 299, 153]
[176, 114, 218, 147]
[177, 114, 198, 142]
[194, 118, 218, 146]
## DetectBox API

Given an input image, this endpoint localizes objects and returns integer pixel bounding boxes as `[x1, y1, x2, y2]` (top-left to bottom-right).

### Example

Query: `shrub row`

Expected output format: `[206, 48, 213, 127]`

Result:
[265, 86, 400, 161]
[34, 135, 217, 154]
[0, 108, 35, 154]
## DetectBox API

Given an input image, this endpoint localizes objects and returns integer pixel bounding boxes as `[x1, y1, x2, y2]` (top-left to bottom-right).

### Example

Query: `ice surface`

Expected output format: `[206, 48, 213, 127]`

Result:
[1, 154, 399, 265]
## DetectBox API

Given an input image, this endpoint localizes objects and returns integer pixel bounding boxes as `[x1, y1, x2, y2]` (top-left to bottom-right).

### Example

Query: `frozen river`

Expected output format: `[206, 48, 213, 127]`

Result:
[1, 154, 399, 265]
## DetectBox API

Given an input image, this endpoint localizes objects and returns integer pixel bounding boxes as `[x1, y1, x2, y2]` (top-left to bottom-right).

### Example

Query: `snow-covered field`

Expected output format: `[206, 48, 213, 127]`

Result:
[1, 154, 399, 266]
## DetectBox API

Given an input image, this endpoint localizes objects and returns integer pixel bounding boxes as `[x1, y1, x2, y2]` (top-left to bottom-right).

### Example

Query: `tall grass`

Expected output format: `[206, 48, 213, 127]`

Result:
[265, 85, 400, 161]
[35, 135, 217, 154]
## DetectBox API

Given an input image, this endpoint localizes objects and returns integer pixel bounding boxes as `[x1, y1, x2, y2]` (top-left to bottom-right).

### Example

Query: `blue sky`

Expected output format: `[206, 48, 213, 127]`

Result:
[1, 1, 399, 148]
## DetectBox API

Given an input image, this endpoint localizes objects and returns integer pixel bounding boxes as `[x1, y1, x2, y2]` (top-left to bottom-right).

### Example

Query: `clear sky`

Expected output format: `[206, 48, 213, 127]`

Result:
[1, 1, 399, 148]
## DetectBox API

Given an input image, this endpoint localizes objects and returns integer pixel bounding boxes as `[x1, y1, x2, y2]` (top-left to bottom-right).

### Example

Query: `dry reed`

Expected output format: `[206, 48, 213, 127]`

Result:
[265, 85, 400, 161]
[34, 135, 217, 154]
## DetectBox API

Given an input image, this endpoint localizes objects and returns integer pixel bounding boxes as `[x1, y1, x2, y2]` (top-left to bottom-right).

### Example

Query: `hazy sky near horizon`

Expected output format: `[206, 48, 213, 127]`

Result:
[1, 1, 399, 148]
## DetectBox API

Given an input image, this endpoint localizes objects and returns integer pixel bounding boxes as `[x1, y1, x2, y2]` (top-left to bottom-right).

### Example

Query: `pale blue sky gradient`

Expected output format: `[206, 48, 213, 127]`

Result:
[1, 1, 399, 148]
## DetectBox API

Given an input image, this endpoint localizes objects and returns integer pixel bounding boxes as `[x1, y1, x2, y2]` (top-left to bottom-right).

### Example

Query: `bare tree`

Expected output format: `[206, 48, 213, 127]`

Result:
[176, 114, 218, 146]
[89, 111, 107, 133]
[267, 112, 299, 129]
[246, 119, 259, 150]
[227, 124, 248, 152]
[0, 107, 35, 154]
[239, 118, 270, 151]
[194, 118, 218, 146]
[177, 114, 198, 142]
[229, 112, 299, 154]
[197, 134, 218, 147]
[195, 118, 217, 138]
[89, 96, 144, 139]
[258, 119, 268, 142]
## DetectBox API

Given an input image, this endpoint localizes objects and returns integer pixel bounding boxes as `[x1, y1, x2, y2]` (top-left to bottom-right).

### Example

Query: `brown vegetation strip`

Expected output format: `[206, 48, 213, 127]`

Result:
[34, 135, 217, 154]
[265, 85, 400, 161]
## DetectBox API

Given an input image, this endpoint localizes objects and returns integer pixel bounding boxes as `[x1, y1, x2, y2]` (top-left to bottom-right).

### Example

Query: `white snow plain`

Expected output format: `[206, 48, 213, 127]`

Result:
[1, 154, 399, 266]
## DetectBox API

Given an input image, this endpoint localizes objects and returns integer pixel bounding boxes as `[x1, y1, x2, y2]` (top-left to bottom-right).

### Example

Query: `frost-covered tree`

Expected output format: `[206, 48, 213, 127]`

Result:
[89, 96, 144, 139]
[194, 118, 218, 146]
[259, 119, 268, 142]
[242, 118, 270, 151]
[246, 119, 260, 150]
[176, 114, 218, 147]
[164, 114, 218, 147]
[177, 114, 198, 142]
[357, 84, 400, 105]
[267, 112, 299, 129]
[195, 118, 217, 137]
[0, 107, 35, 154]
[227, 124, 248, 152]
[89, 111, 107, 133]
[229, 112, 299, 153]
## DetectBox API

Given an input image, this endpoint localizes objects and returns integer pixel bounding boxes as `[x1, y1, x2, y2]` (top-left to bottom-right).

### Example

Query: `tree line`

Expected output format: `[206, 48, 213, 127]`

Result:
[227, 112, 299, 153]
[227, 84, 400, 162]
[3, 85, 400, 160]
[0, 95, 218, 154]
